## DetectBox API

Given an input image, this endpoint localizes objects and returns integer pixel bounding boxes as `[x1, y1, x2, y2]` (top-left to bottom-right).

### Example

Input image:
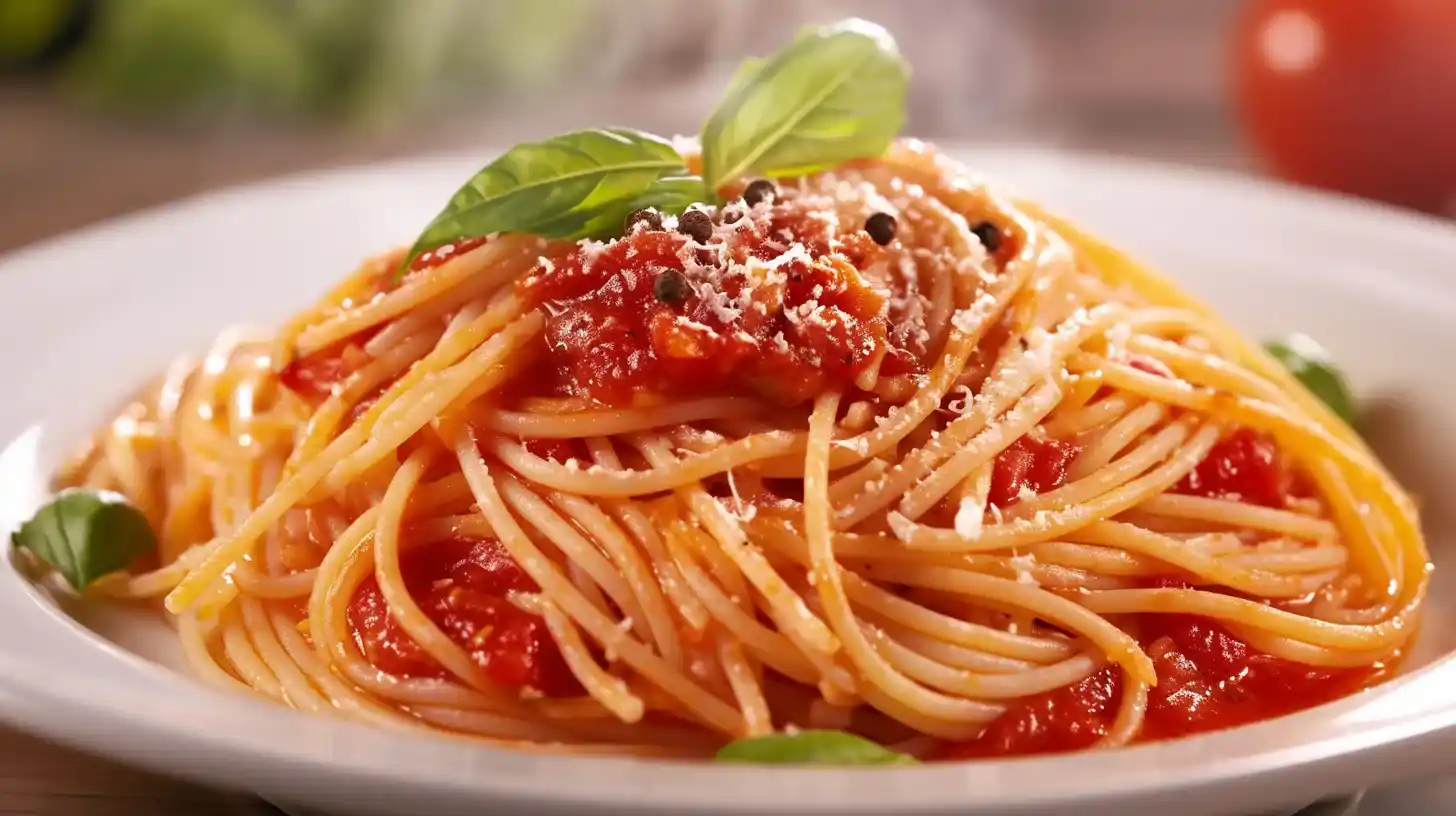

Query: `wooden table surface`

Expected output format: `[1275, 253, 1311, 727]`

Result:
[0, 735, 279, 816]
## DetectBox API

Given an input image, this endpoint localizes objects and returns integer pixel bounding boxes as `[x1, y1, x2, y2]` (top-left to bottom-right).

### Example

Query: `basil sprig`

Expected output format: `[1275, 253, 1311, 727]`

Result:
[399, 128, 703, 272]
[396, 18, 909, 269]
[1264, 334, 1359, 428]
[715, 730, 916, 766]
[699, 19, 909, 192]
[11, 489, 156, 591]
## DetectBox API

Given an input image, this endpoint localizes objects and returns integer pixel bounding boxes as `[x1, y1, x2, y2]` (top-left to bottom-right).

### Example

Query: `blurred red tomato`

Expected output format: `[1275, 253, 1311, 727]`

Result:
[1233, 0, 1456, 213]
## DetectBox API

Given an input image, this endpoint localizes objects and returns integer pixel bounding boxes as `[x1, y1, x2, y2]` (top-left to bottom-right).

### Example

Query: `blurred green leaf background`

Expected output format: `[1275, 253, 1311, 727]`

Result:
[1, 0, 590, 122]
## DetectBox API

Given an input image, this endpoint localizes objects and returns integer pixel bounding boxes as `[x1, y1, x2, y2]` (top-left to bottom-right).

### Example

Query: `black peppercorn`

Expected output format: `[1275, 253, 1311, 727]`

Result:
[653, 269, 691, 304]
[865, 212, 897, 246]
[676, 208, 714, 243]
[971, 221, 1003, 253]
[625, 208, 663, 233]
[742, 179, 777, 207]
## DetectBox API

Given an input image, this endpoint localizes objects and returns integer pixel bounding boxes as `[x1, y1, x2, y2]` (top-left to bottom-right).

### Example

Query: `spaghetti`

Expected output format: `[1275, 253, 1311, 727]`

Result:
[56, 140, 1427, 761]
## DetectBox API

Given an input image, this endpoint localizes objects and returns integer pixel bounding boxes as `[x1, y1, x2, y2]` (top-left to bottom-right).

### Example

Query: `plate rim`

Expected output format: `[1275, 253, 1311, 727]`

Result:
[2, 144, 1456, 816]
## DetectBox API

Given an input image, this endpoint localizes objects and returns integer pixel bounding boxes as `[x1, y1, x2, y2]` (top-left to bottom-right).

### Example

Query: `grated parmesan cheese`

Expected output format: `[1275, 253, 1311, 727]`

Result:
[604, 618, 634, 663]
[954, 497, 984, 539]
[1008, 552, 1039, 585]
[944, 384, 974, 416]
[1106, 321, 1132, 352]
[725, 469, 757, 521]
[952, 290, 999, 334]
[886, 511, 915, 542]
[673, 315, 715, 333]
[577, 238, 608, 272]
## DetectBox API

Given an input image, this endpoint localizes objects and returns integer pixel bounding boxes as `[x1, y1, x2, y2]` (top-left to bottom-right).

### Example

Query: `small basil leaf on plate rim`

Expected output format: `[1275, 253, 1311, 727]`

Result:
[1264, 334, 1359, 428]
[699, 18, 909, 192]
[11, 489, 156, 590]
[715, 729, 917, 766]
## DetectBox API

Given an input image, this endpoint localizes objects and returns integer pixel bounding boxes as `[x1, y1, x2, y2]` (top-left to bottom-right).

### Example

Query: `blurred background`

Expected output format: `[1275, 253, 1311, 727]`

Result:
[3, 0, 1454, 255]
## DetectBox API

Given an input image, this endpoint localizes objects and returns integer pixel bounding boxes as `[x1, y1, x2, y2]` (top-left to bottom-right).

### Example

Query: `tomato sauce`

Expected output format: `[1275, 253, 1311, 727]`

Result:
[346, 536, 578, 697]
[278, 332, 387, 407]
[1127, 355, 1174, 379]
[277, 313, 389, 404]
[522, 437, 585, 464]
[988, 436, 1082, 507]
[279, 239, 488, 401]
[279, 346, 351, 401]
[941, 664, 1123, 759]
[1140, 616, 1380, 740]
[518, 205, 894, 407]
[1173, 428, 1287, 508]
[936, 616, 1383, 760]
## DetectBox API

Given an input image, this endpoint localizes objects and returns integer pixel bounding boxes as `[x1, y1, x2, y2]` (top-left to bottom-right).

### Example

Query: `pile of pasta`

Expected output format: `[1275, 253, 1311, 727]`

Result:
[64, 141, 1426, 757]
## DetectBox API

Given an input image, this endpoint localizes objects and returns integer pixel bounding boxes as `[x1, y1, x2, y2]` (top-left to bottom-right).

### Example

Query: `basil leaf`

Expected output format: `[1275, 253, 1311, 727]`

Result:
[1265, 334, 1359, 428]
[402, 127, 690, 267]
[700, 18, 909, 191]
[715, 730, 916, 766]
[531, 175, 708, 240]
[723, 57, 765, 97]
[11, 489, 156, 590]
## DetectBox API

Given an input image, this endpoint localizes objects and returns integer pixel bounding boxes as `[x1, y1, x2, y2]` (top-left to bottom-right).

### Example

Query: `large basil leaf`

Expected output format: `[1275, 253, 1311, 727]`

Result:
[700, 19, 909, 191]
[402, 128, 691, 266]
[530, 175, 708, 239]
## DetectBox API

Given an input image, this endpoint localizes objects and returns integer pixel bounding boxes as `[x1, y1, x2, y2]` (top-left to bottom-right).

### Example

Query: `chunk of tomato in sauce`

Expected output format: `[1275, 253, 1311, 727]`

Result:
[935, 616, 1384, 759]
[522, 437, 584, 464]
[517, 205, 895, 407]
[936, 665, 1122, 760]
[988, 436, 1082, 507]
[880, 346, 925, 377]
[1173, 428, 1287, 508]
[278, 352, 348, 401]
[277, 327, 381, 403]
[1127, 355, 1174, 379]
[281, 238, 488, 401]
[346, 537, 578, 697]
[1140, 616, 1380, 740]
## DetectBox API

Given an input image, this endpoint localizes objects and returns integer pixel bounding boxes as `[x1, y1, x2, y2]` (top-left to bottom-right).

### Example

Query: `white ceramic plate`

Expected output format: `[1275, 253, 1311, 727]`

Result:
[1, 147, 1455, 816]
